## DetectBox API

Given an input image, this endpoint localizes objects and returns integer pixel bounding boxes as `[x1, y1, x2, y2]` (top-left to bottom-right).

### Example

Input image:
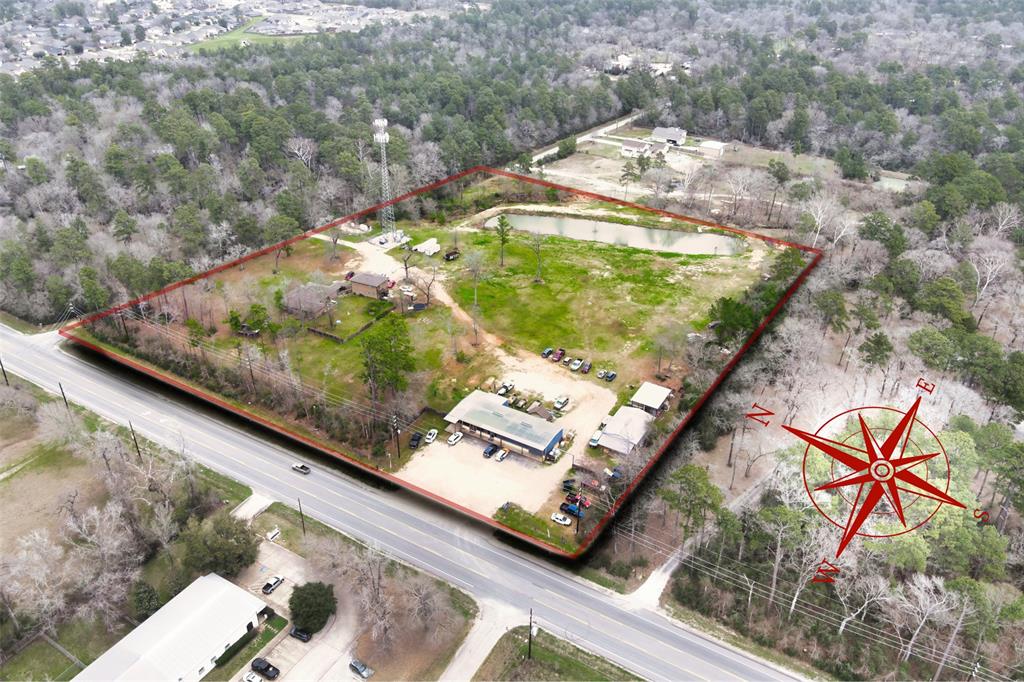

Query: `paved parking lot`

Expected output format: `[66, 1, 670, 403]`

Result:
[397, 433, 574, 517]
[232, 540, 360, 681]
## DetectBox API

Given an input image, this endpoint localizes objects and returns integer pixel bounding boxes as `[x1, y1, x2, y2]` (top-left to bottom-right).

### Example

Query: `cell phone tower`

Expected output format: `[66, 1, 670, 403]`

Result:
[372, 118, 396, 239]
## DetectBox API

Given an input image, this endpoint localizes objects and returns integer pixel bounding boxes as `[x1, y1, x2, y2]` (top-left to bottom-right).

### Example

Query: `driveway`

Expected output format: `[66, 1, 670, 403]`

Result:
[235, 541, 312, 615]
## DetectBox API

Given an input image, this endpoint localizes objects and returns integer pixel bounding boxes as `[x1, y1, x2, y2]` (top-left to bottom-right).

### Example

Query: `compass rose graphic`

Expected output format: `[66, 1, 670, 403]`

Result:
[783, 396, 965, 559]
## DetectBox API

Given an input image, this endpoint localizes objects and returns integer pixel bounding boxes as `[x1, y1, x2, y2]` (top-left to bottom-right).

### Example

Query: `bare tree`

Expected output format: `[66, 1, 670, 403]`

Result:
[35, 401, 83, 446]
[966, 238, 1011, 309]
[887, 573, 956, 662]
[326, 227, 344, 260]
[462, 250, 487, 308]
[400, 249, 418, 283]
[6, 530, 72, 634]
[414, 266, 438, 306]
[529, 233, 544, 282]
[835, 566, 890, 634]
[989, 202, 1021, 238]
[286, 137, 318, 172]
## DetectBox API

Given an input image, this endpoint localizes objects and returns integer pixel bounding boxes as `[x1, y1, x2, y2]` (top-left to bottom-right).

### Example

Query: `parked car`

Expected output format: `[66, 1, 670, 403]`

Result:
[424, 428, 438, 444]
[550, 512, 572, 526]
[514, 398, 527, 409]
[291, 463, 311, 475]
[559, 502, 583, 518]
[596, 369, 606, 378]
[349, 659, 375, 679]
[261, 576, 284, 594]
[244, 672, 261, 682]
[409, 432, 423, 449]
[345, 271, 356, 280]
[483, 444, 498, 458]
[604, 370, 617, 382]
[588, 429, 603, 447]
[562, 478, 576, 490]
[541, 347, 554, 358]
[399, 284, 415, 296]
[496, 449, 509, 462]
[581, 360, 592, 374]
[289, 626, 312, 642]
[562, 355, 573, 366]
[569, 358, 584, 372]
[497, 379, 514, 396]
[553, 396, 570, 410]
[551, 348, 565, 362]
[251, 658, 280, 679]
[444, 249, 460, 261]
[447, 431, 463, 446]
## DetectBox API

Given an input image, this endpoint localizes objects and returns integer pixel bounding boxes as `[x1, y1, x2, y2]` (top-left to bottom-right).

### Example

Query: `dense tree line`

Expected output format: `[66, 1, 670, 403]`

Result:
[2, 0, 1023, 323]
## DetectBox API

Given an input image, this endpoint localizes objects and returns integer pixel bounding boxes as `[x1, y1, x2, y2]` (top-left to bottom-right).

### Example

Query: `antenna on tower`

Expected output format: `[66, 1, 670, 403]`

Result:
[373, 118, 396, 240]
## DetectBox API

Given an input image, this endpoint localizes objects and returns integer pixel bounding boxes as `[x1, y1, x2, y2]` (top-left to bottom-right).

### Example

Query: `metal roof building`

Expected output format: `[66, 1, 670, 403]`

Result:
[597, 406, 653, 455]
[75, 574, 266, 682]
[445, 390, 563, 456]
[629, 381, 673, 415]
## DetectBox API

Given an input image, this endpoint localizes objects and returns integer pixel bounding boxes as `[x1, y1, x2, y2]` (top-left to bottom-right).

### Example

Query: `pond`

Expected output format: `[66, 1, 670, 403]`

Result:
[484, 213, 743, 255]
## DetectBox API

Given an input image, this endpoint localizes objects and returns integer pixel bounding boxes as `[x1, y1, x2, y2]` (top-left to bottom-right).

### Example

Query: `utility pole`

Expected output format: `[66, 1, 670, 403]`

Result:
[527, 608, 533, 660]
[58, 381, 70, 413]
[129, 421, 144, 463]
[392, 414, 401, 466]
[297, 497, 307, 537]
[0, 355, 8, 387]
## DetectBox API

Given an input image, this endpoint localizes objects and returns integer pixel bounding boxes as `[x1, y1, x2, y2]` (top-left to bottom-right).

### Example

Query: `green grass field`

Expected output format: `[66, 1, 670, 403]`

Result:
[0, 638, 79, 681]
[188, 17, 308, 53]
[473, 626, 640, 681]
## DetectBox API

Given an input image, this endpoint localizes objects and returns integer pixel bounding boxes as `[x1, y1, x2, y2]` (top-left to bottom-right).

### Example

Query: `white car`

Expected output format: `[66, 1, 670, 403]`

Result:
[551, 513, 572, 526]
[553, 396, 570, 410]
[588, 430, 603, 447]
[496, 449, 509, 462]
[447, 431, 464, 446]
[243, 672, 260, 682]
[424, 428, 438, 444]
[399, 284, 415, 296]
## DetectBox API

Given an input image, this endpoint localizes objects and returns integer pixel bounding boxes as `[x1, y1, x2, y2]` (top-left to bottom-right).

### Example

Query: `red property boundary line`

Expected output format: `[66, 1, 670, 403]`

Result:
[60, 167, 822, 559]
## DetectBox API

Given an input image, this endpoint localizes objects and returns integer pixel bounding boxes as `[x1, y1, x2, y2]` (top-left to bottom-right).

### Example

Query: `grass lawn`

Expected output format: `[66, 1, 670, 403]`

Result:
[55, 618, 130, 666]
[202, 614, 288, 682]
[188, 17, 307, 52]
[0, 638, 79, 681]
[410, 223, 760, 387]
[0, 310, 46, 334]
[199, 464, 253, 508]
[250, 502, 356, 556]
[494, 503, 577, 552]
[472, 626, 640, 681]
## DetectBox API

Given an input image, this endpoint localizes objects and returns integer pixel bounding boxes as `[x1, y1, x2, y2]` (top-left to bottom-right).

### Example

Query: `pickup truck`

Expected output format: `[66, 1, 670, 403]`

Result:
[559, 502, 583, 518]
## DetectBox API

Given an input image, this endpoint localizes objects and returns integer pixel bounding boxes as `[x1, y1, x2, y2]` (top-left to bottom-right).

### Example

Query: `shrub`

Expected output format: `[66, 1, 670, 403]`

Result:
[289, 582, 337, 633]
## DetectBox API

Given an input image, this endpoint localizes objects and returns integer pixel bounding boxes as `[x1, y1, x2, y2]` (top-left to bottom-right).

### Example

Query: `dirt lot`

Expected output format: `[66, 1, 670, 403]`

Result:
[0, 410, 106, 555]
[396, 349, 618, 517]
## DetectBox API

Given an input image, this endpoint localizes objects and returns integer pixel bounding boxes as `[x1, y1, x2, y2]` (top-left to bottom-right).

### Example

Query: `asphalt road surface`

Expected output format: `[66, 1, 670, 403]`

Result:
[0, 324, 798, 682]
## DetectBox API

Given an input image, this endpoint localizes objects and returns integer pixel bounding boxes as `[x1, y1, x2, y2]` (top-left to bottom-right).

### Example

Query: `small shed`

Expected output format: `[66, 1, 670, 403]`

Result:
[699, 140, 726, 158]
[620, 140, 649, 158]
[350, 272, 389, 300]
[628, 381, 673, 415]
[413, 238, 441, 256]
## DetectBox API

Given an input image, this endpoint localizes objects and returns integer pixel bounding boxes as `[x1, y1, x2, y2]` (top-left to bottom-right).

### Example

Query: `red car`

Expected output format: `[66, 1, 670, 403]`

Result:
[551, 348, 565, 362]
[565, 493, 592, 508]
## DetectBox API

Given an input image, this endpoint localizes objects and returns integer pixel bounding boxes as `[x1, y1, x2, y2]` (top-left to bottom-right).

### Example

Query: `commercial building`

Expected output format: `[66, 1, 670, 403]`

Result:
[628, 381, 673, 415]
[444, 390, 564, 458]
[597, 406, 653, 456]
[349, 272, 389, 299]
[76, 573, 267, 682]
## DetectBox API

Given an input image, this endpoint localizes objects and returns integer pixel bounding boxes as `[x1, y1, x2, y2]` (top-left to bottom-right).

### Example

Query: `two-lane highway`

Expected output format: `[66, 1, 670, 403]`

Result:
[1, 324, 798, 681]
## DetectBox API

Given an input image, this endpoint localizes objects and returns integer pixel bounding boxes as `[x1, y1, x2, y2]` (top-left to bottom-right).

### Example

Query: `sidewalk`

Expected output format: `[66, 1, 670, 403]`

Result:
[439, 599, 525, 681]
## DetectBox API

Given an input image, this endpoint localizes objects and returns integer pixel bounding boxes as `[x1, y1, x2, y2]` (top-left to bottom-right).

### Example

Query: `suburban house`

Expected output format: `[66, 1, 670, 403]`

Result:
[620, 139, 649, 158]
[445, 390, 564, 459]
[597, 406, 653, 456]
[628, 381, 673, 415]
[76, 573, 268, 682]
[349, 272, 389, 299]
[651, 126, 687, 146]
[282, 281, 347, 319]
